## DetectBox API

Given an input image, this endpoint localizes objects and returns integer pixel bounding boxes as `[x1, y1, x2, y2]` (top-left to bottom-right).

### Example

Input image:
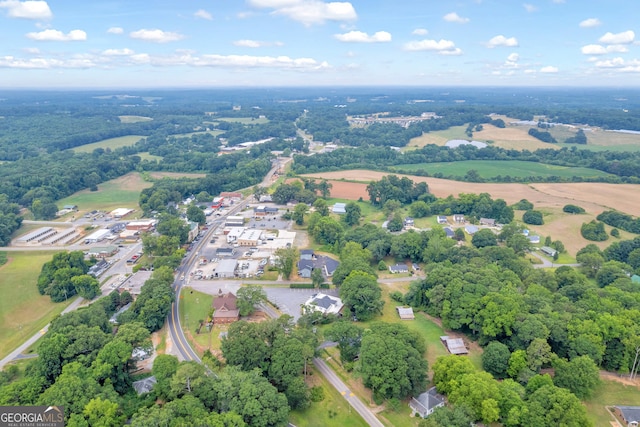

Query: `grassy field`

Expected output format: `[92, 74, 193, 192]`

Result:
[136, 152, 163, 162]
[56, 172, 152, 215]
[217, 117, 270, 125]
[118, 115, 152, 123]
[178, 288, 214, 354]
[72, 135, 145, 153]
[391, 160, 613, 180]
[0, 251, 72, 360]
[584, 379, 640, 426]
[289, 366, 369, 427]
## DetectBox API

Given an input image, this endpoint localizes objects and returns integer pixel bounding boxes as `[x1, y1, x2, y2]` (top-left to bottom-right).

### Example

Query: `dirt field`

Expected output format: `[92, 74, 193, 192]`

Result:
[302, 170, 640, 255]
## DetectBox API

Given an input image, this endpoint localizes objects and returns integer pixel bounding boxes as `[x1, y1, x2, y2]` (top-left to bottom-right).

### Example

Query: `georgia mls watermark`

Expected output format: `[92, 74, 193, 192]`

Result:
[0, 406, 64, 427]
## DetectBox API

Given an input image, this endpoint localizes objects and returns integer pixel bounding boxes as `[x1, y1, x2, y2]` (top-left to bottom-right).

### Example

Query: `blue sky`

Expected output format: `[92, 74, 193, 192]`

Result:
[0, 0, 638, 88]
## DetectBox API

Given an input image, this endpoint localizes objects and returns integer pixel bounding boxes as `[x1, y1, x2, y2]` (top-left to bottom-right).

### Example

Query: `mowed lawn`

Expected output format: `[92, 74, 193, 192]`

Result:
[57, 172, 152, 214]
[72, 135, 145, 153]
[0, 251, 71, 360]
[392, 160, 613, 180]
[584, 379, 640, 425]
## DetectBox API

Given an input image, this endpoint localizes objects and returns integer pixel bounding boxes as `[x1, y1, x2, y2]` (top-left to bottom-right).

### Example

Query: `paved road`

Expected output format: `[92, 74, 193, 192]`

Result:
[313, 357, 385, 427]
[529, 251, 581, 269]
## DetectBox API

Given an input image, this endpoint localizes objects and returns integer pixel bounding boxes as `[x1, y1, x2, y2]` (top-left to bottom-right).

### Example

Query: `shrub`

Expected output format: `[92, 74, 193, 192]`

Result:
[563, 204, 585, 214]
[290, 283, 314, 289]
[581, 220, 608, 241]
[523, 210, 544, 225]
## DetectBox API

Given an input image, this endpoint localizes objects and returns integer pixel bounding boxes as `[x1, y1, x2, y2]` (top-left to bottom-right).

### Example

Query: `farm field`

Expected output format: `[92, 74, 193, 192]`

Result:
[408, 120, 640, 152]
[118, 115, 152, 123]
[0, 251, 72, 360]
[302, 170, 640, 255]
[57, 172, 153, 215]
[72, 135, 144, 153]
[391, 160, 613, 180]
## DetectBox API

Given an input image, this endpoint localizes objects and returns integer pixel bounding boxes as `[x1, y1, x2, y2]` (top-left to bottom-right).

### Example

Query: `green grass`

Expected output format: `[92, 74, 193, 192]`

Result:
[289, 367, 369, 427]
[179, 288, 214, 355]
[174, 130, 224, 138]
[391, 160, 613, 180]
[378, 404, 421, 427]
[136, 152, 163, 162]
[118, 115, 153, 123]
[584, 379, 640, 426]
[72, 135, 145, 153]
[0, 251, 73, 360]
[57, 172, 152, 214]
[217, 117, 270, 125]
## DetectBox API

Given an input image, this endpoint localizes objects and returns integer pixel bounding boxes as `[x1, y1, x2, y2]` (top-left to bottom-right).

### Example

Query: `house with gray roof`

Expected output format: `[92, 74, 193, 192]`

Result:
[133, 376, 157, 395]
[303, 293, 344, 315]
[332, 202, 346, 214]
[409, 387, 445, 418]
[389, 263, 409, 274]
[615, 406, 640, 426]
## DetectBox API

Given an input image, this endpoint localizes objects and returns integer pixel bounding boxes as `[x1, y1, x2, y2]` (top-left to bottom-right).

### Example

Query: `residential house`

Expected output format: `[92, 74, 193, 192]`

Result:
[133, 376, 157, 395]
[540, 246, 558, 257]
[479, 218, 496, 226]
[453, 214, 465, 223]
[297, 259, 314, 278]
[212, 291, 240, 324]
[443, 227, 455, 238]
[259, 195, 273, 203]
[464, 225, 479, 235]
[303, 293, 344, 315]
[389, 263, 409, 274]
[436, 215, 448, 224]
[528, 235, 541, 244]
[614, 406, 640, 427]
[404, 217, 414, 227]
[409, 387, 445, 418]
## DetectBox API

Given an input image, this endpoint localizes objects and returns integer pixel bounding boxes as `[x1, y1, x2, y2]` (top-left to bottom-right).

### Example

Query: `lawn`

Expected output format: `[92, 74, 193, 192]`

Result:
[72, 135, 145, 153]
[391, 160, 613, 180]
[584, 378, 640, 426]
[289, 366, 369, 427]
[178, 288, 214, 355]
[0, 251, 72, 360]
[57, 172, 152, 215]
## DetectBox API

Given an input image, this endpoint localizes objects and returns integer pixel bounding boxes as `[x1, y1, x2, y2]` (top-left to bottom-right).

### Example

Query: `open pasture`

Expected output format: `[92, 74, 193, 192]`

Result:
[392, 160, 613, 180]
[0, 251, 71, 360]
[57, 172, 152, 214]
[118, 115, 153, 123]
[72, 135, 144, 153]
[216, 117, 270, 125]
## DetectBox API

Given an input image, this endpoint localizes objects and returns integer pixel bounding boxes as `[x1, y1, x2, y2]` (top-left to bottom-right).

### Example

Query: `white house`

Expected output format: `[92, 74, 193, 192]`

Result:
[303, 293, 344, 315]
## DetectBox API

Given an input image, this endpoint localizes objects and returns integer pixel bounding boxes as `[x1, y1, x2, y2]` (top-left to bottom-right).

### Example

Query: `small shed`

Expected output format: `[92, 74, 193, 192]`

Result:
[540, 246, 558, 257]
[332, 203, 346, 214]
[440, 336, 468, 355]
[396, 306, 415, 320]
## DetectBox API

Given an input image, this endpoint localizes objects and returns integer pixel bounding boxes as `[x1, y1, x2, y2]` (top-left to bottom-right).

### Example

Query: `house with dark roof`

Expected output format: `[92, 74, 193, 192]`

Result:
[133, 376, 157, 395]
[389, 263, 409, 274]
[212, 291, 240, 324]
[297, 259, 314, 278]
[409, 387, 445, 418]
[297, 250, 340, 278]
[303, 293, 344, 315]
[615, 406, 640, 426]
[436, 215, 448, 224]
[443, 227, 455, 238]
[300, 249, 315, 260]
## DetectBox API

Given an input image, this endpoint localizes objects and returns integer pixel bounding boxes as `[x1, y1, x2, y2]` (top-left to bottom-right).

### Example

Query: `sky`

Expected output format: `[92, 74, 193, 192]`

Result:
[0, 0, 639, 88]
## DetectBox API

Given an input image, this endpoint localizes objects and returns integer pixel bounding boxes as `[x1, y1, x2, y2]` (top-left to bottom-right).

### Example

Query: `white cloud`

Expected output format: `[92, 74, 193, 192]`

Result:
[540, 65, 558, 73]
[0, 55, 95, 69]
[102, 48, 134, 56]
[507, 53, 519, 62]
[194, 9, 212, 20]
[0, 0, 51, 19]
[404, 39, 462, 55]
[579, 18, 601, 28]
[334, 30, 391, 43]
[412, 28, 428, 36]
[595, 57, 626, 68]
[233, 39, 284, 47]
[599, 30, 635, 45]
[443, 12, 469, 24]
[107, 27, 124, 34]
[523, 3, 537, 13]
[188, 53, 331, 70]
[26, 29, 87, 41]
[248, 0, 357, 25]
[487, 35, 519, 48]
[581, 44, 607, 55]
[606, 45, 629, 53]
[23, 47, 40, 54]
[129, 29, 184, 43]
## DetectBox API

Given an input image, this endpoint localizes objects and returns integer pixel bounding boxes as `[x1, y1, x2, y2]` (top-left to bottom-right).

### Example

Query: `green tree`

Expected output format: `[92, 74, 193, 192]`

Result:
[221, 321, 272, 372]
[312, 198, 329, 216]
[152, 354, 179, 400]
[169, 361, 207, 399]
[482, 341, 511, 379]
[507, 350, 532, 383]
[432, 355, 476, 395]
[311, 267, 324, 289]
[448, 371, 500, 424]
[526, 338, 553, 373]
[339, 271, 384, 321]
[274, 246, 298, 280]
[292, 203, 308, 225]
[186, 204, 206, 225]
[325, 321, 364, 363]
[92, 340, 133, 393]
[552, 355, 600, 399]
[236, 285, 267, 316]
[343, 201, 362, 226]
[471, 229, 497, 248]
[71, 274, 100, 300]
[526, 384, 592, 427]
[81, 397, 123, 427]
[523, 210, 544, 225]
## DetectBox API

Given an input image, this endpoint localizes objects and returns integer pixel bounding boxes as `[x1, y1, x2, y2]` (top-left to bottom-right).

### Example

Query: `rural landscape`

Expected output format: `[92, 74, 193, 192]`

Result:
[1, 86, 640, 427]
